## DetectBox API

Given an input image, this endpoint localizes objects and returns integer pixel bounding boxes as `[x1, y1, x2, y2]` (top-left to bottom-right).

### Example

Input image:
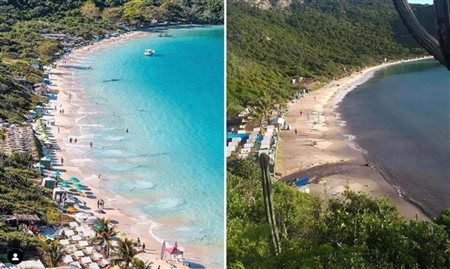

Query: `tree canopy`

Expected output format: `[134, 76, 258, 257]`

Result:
[227, 158, 450, 268]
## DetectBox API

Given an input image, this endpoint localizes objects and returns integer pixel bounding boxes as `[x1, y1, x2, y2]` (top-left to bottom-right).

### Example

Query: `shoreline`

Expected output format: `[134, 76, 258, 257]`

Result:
[276, 56, 432, 220]
[47, 30, 208, 268]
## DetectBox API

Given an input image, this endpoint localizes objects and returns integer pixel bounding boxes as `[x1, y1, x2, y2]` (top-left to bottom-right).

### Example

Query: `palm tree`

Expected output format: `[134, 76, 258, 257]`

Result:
[132, 257, 153, 269]
[40, 239, 65, 267]
[111, 238, 139, 269]
[91, 218, 116, 257]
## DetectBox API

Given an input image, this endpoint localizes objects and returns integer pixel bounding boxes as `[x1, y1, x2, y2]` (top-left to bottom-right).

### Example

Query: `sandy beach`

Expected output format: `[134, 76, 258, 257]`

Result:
[276, 57, 432, 220]
[46, 31, 204, 268]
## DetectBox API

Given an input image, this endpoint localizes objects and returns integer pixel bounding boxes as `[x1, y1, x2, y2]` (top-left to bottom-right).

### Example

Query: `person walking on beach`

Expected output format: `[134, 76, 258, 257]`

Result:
[294, 128, 298, 135]
[97, 200, 100, 209]
[69, 138, 72, 143]
[61, 157, 64, 165]
[142, 243, 145, 251]
[98, 174, 102, 180]
[126, 128, 128, 133]
[137, 237, 141, 247]
[300, 111, 302, 116]
[74, 138, 77, 143]
[90, 141, 93, 148]
[58, 126, 60, 133]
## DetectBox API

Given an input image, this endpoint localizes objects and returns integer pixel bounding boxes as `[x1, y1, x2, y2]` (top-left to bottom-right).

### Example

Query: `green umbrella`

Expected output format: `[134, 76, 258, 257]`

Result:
[52, 171, 62, 177]
[70, 177, 80, 183]
[75, 184, 86, 191]
[59, 182, 70, 188]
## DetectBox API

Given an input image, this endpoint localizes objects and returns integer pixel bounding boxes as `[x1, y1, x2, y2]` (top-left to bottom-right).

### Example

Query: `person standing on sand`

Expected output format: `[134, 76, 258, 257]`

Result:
[300, 111, 302, 116]
[90, 141, 93, 148]
[294, 128, 298, 135]
[142, 243, 145, 251]
[74, 138, 77, 143]
[58, 126, 60, 133]
[69, 138, 72, 143]
[61, 157, 64, 165]
[137, 238, 141, 247]
[97, 200, 100, 209]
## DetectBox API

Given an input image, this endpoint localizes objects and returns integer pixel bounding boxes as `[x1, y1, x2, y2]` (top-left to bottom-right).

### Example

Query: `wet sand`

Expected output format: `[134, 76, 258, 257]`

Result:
[276, 57, 432, 220]
[47, 32, 202, 268]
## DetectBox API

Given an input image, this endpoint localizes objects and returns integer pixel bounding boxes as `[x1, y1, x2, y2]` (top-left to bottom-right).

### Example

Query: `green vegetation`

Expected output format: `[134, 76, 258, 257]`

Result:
[40, 239, 65, 267]
[0, 0, 223, 124]
[227, 158, 450, 268]
[227, 0, 435, 117]
[92, 217, 117, 257]
[0, 152, 70, 254]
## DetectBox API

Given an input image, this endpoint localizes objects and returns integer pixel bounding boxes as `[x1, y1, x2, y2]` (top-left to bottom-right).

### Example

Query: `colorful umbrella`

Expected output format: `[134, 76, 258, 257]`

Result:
[70, 177, 80, 182]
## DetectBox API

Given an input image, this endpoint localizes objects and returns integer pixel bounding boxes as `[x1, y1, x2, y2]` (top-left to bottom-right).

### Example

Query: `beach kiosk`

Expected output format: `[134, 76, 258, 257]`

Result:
[42, 177, 56, 189]
[53, 187, 67, 203]
[40, 156, 52, 169]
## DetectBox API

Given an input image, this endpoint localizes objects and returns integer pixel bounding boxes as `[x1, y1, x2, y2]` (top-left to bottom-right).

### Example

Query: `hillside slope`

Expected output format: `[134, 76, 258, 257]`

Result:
[227, 0, 435, 117]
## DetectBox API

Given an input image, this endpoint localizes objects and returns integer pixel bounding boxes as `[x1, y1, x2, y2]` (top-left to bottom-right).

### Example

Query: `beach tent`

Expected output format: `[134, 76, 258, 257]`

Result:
[42, 177, 56, 189]
[69, 262, 82, 269]
[92, 252, 103, 261]
[62, 255, 74, 264]
[60, 239, 70, 246]
[52, 188, 66, 202]
[165, 241, 184, 259]
[65, 229, 75, 237]
[16, 260, 45, 269]
[81, 257, 92, 265]
[40, 156, 52, 169]
[84, 246, 94, 255]
[72, 235, 82, 241]
[88, 263, 100, 269]
[295, 177, 309, 187]
[79, 241, 89, 247]
[74, 250, 85, 257]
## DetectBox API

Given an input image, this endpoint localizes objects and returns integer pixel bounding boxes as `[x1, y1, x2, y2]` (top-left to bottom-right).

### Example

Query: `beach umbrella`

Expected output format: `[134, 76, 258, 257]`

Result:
[74, 250, 84, 257]
[62, 255, 73, 264]
[85, 217, 98, 226]
[60, 182, 70, 188]
[70, 177, 80, 183]
[52, 171, 62, 177]
[160, 240, 166, 260]
[75, 184, 86, 191]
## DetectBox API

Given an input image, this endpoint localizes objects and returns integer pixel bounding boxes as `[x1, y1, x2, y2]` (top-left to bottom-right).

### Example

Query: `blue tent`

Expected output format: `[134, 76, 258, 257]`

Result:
[227, 132, 249, 140]
[295, 177, 309, 187]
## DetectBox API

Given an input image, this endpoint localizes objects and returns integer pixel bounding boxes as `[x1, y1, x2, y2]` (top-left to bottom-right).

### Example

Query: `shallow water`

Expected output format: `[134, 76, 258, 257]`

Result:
[72, 26, 224, 265]
[339, 60, 450, 217]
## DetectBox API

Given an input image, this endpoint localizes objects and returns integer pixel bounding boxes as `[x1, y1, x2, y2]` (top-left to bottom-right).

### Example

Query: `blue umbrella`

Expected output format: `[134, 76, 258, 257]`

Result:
[52, 171, 62, 177]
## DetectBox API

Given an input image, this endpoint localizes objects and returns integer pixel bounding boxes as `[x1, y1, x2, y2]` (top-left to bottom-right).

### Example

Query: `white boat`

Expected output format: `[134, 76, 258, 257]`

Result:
[144, 49, 155, 56]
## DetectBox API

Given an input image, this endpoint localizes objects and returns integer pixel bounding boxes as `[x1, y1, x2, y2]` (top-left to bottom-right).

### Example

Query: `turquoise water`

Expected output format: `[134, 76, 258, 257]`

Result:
[73, 26, 224, 265]
[340, 60, 450, 217]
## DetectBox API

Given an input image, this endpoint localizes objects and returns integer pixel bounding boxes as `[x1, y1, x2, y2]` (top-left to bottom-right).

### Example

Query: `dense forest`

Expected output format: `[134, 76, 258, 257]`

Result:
[227, 158, 450, 268]
[0, 0, 223, 123]
[227, 0, 435, 117]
